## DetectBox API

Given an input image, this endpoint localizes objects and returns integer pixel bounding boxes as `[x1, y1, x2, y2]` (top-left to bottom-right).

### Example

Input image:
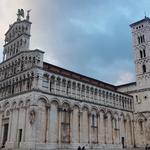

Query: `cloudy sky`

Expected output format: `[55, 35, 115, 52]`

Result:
[0, 0, 150, 85]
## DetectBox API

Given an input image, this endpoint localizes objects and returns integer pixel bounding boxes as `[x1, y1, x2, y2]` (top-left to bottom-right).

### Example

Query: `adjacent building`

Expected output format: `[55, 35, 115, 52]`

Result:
[117, 16, 150, 147]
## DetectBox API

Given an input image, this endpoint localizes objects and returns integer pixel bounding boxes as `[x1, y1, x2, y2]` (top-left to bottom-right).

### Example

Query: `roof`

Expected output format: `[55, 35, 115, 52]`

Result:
[43, 62, 133, 97]
[5, 19, 32, 35]
[116, 82, 136, 88]
[43, 62, 116, 91]
[130, 17, 150, 27]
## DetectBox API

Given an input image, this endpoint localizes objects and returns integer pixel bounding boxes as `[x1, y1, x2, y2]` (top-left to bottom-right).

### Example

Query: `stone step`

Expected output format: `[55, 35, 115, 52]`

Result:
[0, 148, 145, 150]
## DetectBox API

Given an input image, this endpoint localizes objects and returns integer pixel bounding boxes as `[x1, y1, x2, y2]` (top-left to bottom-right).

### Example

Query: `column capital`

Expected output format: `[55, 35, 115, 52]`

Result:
[46, 103, 51, 108]
[78, 111, 83, 115]
[58, 107, 62, 112]
[68, 109, 73, 113]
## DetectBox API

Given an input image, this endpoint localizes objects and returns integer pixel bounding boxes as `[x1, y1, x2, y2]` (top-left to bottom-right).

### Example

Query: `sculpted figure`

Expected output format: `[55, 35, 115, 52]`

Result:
[29, 109, 36, 125]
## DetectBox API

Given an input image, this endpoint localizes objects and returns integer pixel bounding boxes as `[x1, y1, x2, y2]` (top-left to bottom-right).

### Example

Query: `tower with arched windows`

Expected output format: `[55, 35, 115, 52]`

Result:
[130, 17, 150, 89]
[117, 17, 150, 147]
[129, 17, 150, 113]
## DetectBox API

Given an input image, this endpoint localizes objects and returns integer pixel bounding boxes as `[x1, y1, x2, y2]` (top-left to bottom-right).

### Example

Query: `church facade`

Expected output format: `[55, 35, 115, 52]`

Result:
[0, 10, 149, 150]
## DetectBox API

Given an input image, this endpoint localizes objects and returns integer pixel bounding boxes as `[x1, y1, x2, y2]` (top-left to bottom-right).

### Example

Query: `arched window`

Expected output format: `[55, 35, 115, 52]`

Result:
[20, 39, 23, 46]
[143, 49, 146, 57]
[42, 74, 49, 88]
[138, 35, 145, 44]
[62, 79, 66, 93]
[56, 77, 61, 92]
[139, 120, 143, 133]
[142, 35, 145, 42]
[91, 114, 97, 127]
[138, 36, 140, 44]
[136, 95, 138, 102]
[140, 50, 143, 58]
[142, 64, 146, 73]
[114, 119, 117, 129]
[50, 76, 55, 92]
[140, 36, 143, 43]
[92, 114, 95, 126]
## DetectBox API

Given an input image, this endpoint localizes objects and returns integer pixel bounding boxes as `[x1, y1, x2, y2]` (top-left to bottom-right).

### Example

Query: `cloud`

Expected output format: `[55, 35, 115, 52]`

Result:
[1, 0, 150, 84]
[115, 71, 135, 85]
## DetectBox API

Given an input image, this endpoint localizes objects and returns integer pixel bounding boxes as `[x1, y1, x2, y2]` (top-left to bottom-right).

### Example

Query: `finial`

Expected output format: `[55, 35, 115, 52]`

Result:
[17, 9, 24, 21]
[26, 9, 32, 21]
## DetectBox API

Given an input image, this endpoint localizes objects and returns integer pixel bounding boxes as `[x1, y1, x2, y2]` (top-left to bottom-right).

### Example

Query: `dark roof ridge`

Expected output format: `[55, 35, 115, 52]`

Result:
[130, 17, 150, 27]
[43, 62, 133, 97]
[116, 82, 136, 87]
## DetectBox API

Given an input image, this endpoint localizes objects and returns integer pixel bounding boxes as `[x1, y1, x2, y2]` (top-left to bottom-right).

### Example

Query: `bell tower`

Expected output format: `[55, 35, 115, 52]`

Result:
[130, 17, 150, 112]
[130, 17, 150, 89]
[3, 9, 32, 61]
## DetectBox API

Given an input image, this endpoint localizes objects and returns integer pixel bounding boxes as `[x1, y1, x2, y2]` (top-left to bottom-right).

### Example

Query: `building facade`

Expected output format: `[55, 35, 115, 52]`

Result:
[117, 17, 150, 147]
[0, 9, 148, 150]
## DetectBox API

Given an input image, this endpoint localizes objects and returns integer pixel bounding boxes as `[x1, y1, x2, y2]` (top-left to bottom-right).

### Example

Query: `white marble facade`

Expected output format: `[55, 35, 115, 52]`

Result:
[0, 9, 148, 150]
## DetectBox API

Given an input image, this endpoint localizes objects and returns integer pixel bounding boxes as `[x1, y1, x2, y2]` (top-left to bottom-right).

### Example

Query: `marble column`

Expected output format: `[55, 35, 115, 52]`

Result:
[49, 102, 58, 143]
[58, 107, 62, 144]
[0, 111, 3, 146]
[72, 106, 79, 144]
[81, 108, 88, 143]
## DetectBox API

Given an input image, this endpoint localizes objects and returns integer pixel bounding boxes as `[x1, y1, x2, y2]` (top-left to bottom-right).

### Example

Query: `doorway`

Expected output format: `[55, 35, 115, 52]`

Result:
[18, 129, 22, 147]
[122, 137, 125, 148]
[2, 123, 9, 148]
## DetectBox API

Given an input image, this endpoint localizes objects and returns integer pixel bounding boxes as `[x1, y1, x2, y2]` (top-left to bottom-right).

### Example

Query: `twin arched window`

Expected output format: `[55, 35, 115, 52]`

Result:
[140, 49, 146, 58]
[138, 35, 145, 44]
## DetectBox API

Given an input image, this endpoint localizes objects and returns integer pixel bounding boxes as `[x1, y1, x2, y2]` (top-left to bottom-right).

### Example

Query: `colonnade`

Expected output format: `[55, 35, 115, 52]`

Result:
[0, 97, 133, 149]
[42, 74, 133, 111]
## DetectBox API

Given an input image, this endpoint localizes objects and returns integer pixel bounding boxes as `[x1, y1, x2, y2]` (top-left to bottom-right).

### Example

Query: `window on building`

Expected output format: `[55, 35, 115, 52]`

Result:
[139, 121, 143, 133]
[42, 74, 49, 88]
[66, 82, 70, 95]
[50, 76, 55, 92]
[114, 119, 117, 129]
[138, 36, 140, 44]
[142, 64, 146, 73]
[140, 36, 143, 43]
[136, 95, 138, 102]
[143, 49, 146, 57]
[92, 114, 95, 126]
[138, 35, 145, 44]
[140, 50, 143, 58]
[142, 35, 145, 42]
[49, 81, 52, 92]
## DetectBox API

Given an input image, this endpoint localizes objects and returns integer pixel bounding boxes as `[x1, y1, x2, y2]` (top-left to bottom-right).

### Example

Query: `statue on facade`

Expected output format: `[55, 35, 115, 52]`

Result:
[17, 9, 24, 21]
[26, 9, 32, 21]
[29, 109, 36, 125]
